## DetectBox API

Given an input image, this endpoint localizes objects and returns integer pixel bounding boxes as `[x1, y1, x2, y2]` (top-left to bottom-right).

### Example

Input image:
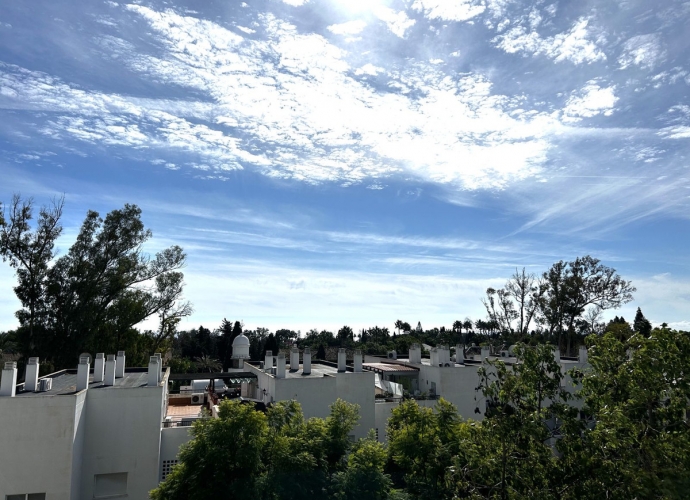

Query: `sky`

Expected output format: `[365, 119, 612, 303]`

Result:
[1, 0, 690, 334]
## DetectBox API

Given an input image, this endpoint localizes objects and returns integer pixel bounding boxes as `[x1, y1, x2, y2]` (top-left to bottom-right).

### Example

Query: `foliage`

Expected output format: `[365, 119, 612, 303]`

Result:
[0, 196, 191, 368]
[151, 398, 363, 500]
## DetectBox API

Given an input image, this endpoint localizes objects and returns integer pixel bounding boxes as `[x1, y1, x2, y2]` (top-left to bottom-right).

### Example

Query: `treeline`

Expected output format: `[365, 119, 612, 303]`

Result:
[152, 326, 690, 500]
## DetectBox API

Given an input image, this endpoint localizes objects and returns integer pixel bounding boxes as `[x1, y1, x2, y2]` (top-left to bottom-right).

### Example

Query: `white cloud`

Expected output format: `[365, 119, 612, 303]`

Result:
[658, 126, 690, 139]
[354, 64, 385, 76]
[372, 7, 416, 38]
[411, 0, 486, 22]
[327, 20, 367, 35]
[494, 18, 606, 64]
[281, 0, 309, 6]
[619, 34, 665, 70]
[562, 81, 618, 122]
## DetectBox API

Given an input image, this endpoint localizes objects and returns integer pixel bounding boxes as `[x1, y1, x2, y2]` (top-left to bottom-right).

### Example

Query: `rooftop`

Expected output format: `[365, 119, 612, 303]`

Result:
[13, 368, 153, 398]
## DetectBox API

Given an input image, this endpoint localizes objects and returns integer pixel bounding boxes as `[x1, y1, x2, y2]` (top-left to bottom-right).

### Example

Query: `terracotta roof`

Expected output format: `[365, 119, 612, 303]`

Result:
[362, 362, 419, 373]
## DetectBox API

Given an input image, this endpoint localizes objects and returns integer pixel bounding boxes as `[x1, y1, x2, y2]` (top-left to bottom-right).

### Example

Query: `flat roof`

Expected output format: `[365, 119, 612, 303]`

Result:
[363, 362, 419, 374]
[284, 363, 339, 379]
[14, 368, 152, 398]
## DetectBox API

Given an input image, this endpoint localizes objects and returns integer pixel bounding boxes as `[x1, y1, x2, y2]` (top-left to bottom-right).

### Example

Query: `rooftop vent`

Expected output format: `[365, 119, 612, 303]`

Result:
[25, 357, 40, 392]
[0, 361, 18, 397]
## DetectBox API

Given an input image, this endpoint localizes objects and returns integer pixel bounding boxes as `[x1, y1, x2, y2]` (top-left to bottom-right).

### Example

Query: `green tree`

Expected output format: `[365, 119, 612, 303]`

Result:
[333, 432, 392, 500]
[1, 199, 191, 367]
[0, 194, 64, 353]
[633, 307, 652, 336]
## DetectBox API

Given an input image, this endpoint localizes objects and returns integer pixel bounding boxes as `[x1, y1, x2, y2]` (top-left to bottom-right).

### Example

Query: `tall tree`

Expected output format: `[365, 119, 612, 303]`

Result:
[504, 268, 541, 335]
[1, 199, 191, 367]
[633, 307, 652, 336]
[0, 194, 64, 352]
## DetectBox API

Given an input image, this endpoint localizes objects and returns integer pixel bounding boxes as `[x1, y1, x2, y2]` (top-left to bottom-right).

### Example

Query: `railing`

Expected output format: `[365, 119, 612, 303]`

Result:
[162, 419, 197, 428]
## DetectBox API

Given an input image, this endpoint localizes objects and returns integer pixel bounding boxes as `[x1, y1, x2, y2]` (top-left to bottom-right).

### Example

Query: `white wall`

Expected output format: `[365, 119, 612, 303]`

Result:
[335, 371, 375, 439]
[273, 375, 337, 420]
[0, 393, 83, 500]
[79, 382, 166, 499]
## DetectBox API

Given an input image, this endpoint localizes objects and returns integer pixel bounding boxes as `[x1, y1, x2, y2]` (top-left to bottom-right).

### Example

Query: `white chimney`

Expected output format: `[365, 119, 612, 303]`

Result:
[94, 353, 105, 383]
[0, 361, 18, 397]
[154, 353, 162, 383]
[302, 347, 311, 375]
[24, 357, 40, 392]
[77, 356, 90, 392]
[290, 345, 299, 371]
[148, 356, 160, 387]
[409, 344, 421, 364]
[553, 347, 561, 363]
[104, 355, 116, 386]
[276, 353, 286, 379]
[455, 344, 464, 364]
[337, 348, 346, 373]
[579, 345, 588, 364]
[115, 351, 125, 378]
[481, 346, 490, 361]
[354, 350, 363, 372]
[430, 347, 439, 366]
[264, 350, 273, 372]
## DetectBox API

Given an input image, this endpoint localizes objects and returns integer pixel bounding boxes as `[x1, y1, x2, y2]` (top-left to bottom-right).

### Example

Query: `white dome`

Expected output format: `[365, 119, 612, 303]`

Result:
[232, 334, 250, 347]
[232, 334, 250, 359]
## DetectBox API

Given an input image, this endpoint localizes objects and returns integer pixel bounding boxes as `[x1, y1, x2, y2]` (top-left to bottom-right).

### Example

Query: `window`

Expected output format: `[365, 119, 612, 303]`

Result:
[94, 472, 128, 498]
[161, 460, 178, 481]
[6, 495, 46, 500]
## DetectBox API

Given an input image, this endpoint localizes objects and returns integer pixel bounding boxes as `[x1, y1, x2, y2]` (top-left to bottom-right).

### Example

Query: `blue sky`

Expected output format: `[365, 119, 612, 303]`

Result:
[1, 0, 689, 333]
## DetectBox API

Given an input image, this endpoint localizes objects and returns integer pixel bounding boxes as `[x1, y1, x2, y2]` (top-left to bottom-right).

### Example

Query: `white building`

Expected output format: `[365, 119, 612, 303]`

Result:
[0, 339, 589, 498]
[0, 353, 167, 500]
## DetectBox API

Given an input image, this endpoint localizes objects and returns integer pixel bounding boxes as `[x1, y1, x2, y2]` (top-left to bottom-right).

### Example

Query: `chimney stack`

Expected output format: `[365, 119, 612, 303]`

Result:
[94, 353, 105, 383]
[430, 347, 439, 366]
[264, 350, 273, 372]
[24, 357, 40, 392]
[455, 344, 464, 364]
[354, 350, 363, 372]
[302, 347, 311, 375]
[276, 353, 286, 379]
[148, 356, 160, 387]
[104, 355, 116, 386]
[578, 346, 588, 364]
[77, 356, 90, 392]
[115, 351, 125, 378]
[154, 353, 162, 383]
[337, 348, 346, 373]
[553, 346, 561, 363]
[0, 361, 18, 397]
[480, 346, 490, 361]
[409, 344, 421, 364]
[290, 345, 299, 371]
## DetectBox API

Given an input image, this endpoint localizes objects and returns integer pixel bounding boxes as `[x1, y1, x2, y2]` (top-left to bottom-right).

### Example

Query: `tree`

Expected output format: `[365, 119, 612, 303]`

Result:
[482, 287, 518, 334]
[333, 432, 392, 500]
[338, 325, 354, 344]
[0, 194, 64, 352]
[151, 399, 362, 500]
[1, 198, 191, 367]
[504, 268, 541, 335]
[633, 307, 652, 336]
[538, 256, 635, 354]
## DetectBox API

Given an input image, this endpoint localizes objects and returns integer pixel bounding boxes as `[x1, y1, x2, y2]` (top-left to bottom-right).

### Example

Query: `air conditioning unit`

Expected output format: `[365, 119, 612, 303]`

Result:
[443, 362, 451, 367]
[38, 378, 52, 392]
[387, 351, 397, 360]
[191, 393, 204, 405]
[500, 351, 509, 358]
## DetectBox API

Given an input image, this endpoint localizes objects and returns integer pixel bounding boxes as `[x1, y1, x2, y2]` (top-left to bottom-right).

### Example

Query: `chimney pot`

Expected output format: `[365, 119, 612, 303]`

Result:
[115, 351, 125, 378]
[104, 355, 116, 386]
[302, 347, 311, 375]
[1, 361, 18, 397]
[354, 350, 363, 372]
[148, 356, 160, 387]
[290, 345, 300, 371]
[77, 356, 90, 392]
[94, 353, 105, 383]
[264, 350, 273, 372]
[578, 345, 588, 364]
[337, 348, 346, 373]
[24, 357, 40, 392]
[276, 353, 286, 379]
